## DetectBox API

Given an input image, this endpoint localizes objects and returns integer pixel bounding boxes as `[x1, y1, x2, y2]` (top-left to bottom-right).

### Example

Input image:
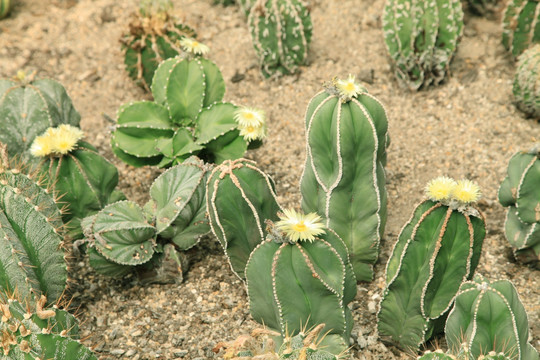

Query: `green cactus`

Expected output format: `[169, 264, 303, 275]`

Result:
[0, 0, 10, 19]
[237, 0, 256, 15]
[300, 75, 389, 282]
[213, 0, 235, 5]
[122, 0, 197, 91]
[502, 0, 540, 58]
[417, 349, 513, 360]
[418, 350, 456, 360]
[245, 211, 356, 354]
[498, 145, 540, 266]
[445, 274, 539, 360]
[247, 0, 313, 78]
[466, 0, 501, 16]
[0, 72, 80, 162]
[378, 177, 486, 353]
[206, 158, 281, 279]
[382, 0, 464, 90]
[513, 45, 540, 118]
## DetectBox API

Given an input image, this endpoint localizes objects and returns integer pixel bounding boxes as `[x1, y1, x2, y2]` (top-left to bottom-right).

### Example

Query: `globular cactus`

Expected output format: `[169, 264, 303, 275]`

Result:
[378, 176, 486, 353]
[502, 0, 540, 58]
[0, 144, 67, 305]
[465, 0, 501, 16]
[245, 210, 357, 354]
[206, 158, 281, 279]
[498, 145, 540, 266]
[445, 274, 539, 360]
[418, 349, 513, 360]
[122, 0, 197, 90]
[418, 350, 457, 360]
[513, 45, 540, 119]
[382, 0, 464, 90]
[29, 125, 125, 240]
[247, 0, 313, 78]
[0, 0, 10, 19]
[300, 75, 389, 282]
[0, 72, 80, 162]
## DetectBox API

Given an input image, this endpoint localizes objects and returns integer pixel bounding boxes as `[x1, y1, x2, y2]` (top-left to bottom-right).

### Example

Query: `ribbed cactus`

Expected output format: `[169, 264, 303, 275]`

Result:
[513, 45, 540, 118]
[498, 146, 540, 266]
[378, 177, 486, 352]
[247, 0, 313, 78]
[245, 211, 356, 354]
[445, 274, 539, 360]
[300, 75, 389, 282]
[0, 144, 67, 305]
[122, 0, 196, 90]
[0, 0, 10, 19]
[418, 350, 456, 360]
[206, 158, 281, 279]
[418, 350, 513, 360]
[0, 72, 81, 162]
[466, 0, 501, 16]
[382, 0, 464, 90]
[503, 0, 540, 58]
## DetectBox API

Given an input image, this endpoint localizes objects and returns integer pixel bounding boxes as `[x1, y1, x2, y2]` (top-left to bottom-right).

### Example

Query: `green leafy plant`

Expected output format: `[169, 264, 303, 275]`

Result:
[503, 0, 540, 58]
[513, 45, 540, 119]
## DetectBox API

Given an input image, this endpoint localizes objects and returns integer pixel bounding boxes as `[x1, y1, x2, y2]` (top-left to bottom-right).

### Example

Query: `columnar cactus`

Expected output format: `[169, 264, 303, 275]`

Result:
[502, 0, 540, 58]
[378, 177, 486, 352]
[513, 45, 540, 119]
[245, 211, 357, 354]
[498, 145, 540, 266]
[300, 75, 389, 282]
[0, 0, 10, 19]
[445, 274, 539, 360]
[247, 0, 313, 78]
[206, 158, 281, 279]
[382, 0, 464, 90]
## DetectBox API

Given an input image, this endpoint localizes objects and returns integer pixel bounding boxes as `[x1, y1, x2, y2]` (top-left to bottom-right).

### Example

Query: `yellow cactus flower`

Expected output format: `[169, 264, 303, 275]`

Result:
[30, 135, 53, 157]
[179, 37, 209, 56]
[425, 176, 457, 203]
[234, 107, 265, 128]
[275, 208, 326, 243]
[452, 179, 481, 204]
[238, 123, 266, 142]
[336, 74, 363, 101]
[29, 125, 83, 157]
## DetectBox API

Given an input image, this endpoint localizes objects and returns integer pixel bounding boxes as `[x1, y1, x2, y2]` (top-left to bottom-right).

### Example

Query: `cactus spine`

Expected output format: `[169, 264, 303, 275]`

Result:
[247, 0, 313, 78]
[378, 177, 486, 352]
[445, 274, 539, 360]
[513, 45, 540, 119]
[206, 158, 281, 279]
[502, 0, 540, 58]
[382, 0, 464, 90]
[300, 75, 389, 282]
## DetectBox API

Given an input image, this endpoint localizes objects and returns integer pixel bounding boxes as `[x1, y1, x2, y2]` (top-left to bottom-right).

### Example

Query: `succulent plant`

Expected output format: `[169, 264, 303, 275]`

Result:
[0, 0, 10, 19]
[445, 274, 539, 360]
[418, 349, 513, 360]
[300, 75, 389, 282]
[206, 158, 281, 279]
[378, 177, 486, 353]
[513, 45, 540, 118]
[465, 0, 501, 16]
[382, 0, 464, 90]
[245, 211, 356, 354]
[213, 0, 236, 5]
[502, 0, 540, 58]
[498, 145, 540, 266]
[237, 0, 256, 15]
[0, 72, 80, 162]
[122, 0, 197, 90]
[247, 0, 313, 78]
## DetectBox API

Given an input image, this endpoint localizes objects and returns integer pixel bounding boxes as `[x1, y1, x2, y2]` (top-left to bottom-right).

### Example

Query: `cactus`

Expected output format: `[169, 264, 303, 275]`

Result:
[445, 274, 539, 360]
[206, 158, 281, 279]
[122, 0, 197, 91]
[247, 0, 313, 78]
[502, 0, 540, 58]
[513, 45, 540, 119]
[382, 0, 464, 90]
[0, 0, 10, 19]
[237, 0, 256, 15]
[300, 75, 389, 282]
[378, 177, 486, 353]
[29, 125, 125, 240]
[214, 0, 236, 5]
[498, 145, 540, 266]
[0, 72, 81, 162]
[465, 0, 501, 16]
[418, 349, 513, 360]
[418, 350, 456, 360]
[245, 211, 357, 354]
[0, 144, 67, 305]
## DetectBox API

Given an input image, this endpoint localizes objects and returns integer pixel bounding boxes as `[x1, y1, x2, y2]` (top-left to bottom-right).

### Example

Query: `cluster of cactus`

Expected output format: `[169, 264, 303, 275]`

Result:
[82, 157, 211, 281]
[382, 0, 464, 90]
[513, 45, 540, 119]
[502, 0, 540, 58]
[0, 0, 10, 19]
[465, 0, 501, 16]
[418, 349, 512, 360]
[498, 145, 540, 266]
[300, 75, 389, 282]
[122, 0, 197, 90]
[378, 176, 486, 352]
[247, 0, 313, 78]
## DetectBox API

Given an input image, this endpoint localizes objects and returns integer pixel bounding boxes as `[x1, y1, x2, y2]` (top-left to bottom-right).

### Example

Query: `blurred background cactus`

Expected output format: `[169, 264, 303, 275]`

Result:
[513, 44, 540, 118]
[502, 0, 540, 58]
[382, 0, 464, 90]
[237, 0, 256, 15]
[465, 0, 502, 16]
[0, 0, 11, 19]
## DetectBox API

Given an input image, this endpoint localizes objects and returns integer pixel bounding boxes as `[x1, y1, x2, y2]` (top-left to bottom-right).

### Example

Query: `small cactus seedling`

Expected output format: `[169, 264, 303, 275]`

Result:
[122, 0, 197, 90]
[513, 45, 540, 119]
[0, 0, 11, 19]
[245, 211, 357, 354]
[247, 0, 313, 78]
[300, 75, 389, 282]
[382, 0, 464, 90]
[502, 0, 540, 58]
[498, 145, 540, 266]
[465, 0, 501, 16]
[206, 158, 281, 279]
[378, 177, 486, 353]
[445, 274, 539, 360]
